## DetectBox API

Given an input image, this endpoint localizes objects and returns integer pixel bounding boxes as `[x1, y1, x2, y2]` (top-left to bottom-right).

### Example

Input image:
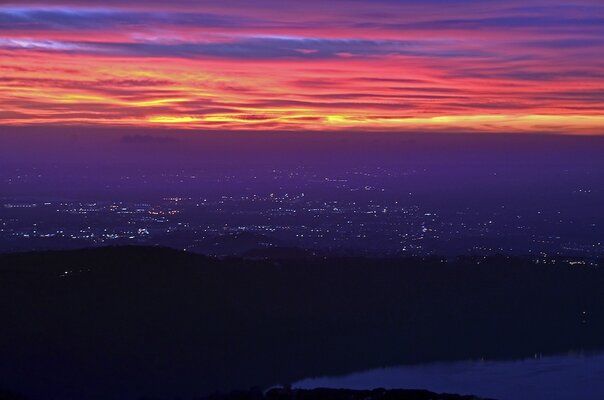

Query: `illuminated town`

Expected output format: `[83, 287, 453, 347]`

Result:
[2, 167, 601, 259]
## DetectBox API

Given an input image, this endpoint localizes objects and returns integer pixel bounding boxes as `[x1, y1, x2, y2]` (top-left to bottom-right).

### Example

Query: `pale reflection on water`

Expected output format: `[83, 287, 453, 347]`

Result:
[294, 352, 604, 400]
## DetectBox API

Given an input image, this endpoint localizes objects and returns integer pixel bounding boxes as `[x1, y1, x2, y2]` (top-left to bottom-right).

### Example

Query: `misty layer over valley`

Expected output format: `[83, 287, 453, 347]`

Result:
[1, 130, 603, 258]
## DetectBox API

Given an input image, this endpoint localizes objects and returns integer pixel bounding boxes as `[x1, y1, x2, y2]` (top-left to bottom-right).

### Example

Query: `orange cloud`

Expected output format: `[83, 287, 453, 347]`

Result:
[1, 2, 603, 134]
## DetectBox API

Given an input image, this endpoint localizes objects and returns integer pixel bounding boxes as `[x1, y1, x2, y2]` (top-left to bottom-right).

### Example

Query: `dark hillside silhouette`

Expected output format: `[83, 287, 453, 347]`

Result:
[1, 247, 603, 399]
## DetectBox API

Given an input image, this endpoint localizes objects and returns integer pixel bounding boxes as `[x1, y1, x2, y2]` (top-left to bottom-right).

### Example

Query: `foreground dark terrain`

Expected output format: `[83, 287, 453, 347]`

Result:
[0, 387, 489, 400]
[1, 247, 603, 399]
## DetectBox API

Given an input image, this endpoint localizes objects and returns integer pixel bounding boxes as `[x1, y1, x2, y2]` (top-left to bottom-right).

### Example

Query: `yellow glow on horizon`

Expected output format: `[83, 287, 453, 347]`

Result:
[325, 114, 604, 132]
[147, 116, 202, 124]
[140, 113, 604, 133]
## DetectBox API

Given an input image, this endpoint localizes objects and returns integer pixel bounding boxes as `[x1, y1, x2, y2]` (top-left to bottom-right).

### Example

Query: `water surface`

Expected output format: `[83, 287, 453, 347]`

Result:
[295, 352, 604, 400]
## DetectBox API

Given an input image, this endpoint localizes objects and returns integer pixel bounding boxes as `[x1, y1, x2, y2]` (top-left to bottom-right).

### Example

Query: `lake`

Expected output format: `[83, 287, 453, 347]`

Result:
[295, 352, 604, 400]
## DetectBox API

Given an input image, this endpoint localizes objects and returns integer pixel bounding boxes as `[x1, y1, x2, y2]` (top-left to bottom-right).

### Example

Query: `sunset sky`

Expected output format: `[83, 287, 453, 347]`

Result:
[1, 0, 603, 133]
